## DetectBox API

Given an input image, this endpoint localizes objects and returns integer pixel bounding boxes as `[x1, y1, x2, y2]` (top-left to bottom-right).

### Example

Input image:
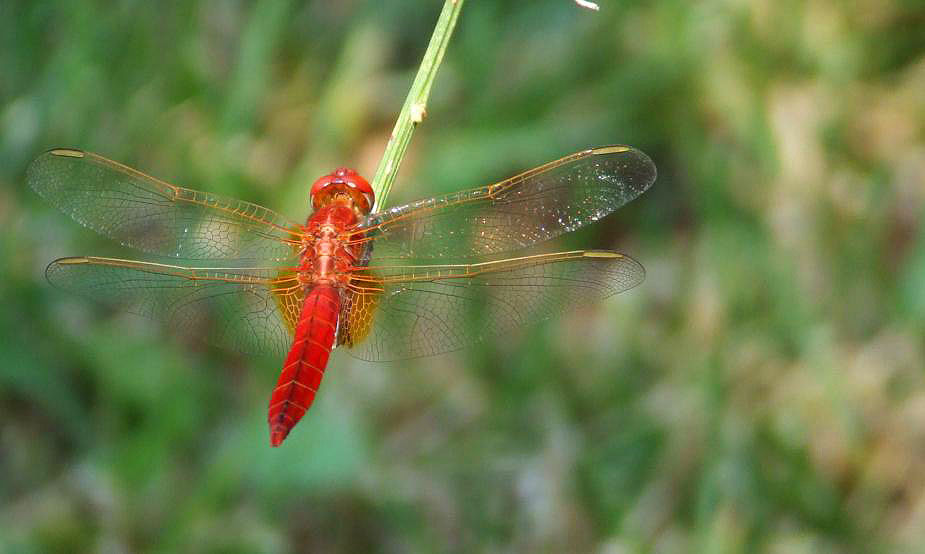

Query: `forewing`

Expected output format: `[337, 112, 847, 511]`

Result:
[46, 257, 299, 355]
[340, 250, 644, 361]
[351, 146, 655, 261]
[28, 149, 301, 263]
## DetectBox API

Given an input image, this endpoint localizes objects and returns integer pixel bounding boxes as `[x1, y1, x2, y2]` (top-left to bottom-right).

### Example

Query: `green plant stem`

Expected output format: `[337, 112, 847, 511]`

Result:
[370, 0, 464, 211]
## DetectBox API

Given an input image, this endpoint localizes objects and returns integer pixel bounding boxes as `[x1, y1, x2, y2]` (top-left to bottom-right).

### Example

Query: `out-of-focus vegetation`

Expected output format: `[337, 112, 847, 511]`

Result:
[2, 1, 924, 552]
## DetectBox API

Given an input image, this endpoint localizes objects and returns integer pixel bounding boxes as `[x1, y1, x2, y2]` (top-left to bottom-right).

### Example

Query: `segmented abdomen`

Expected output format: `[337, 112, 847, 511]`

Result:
[268, 285, 340, 447]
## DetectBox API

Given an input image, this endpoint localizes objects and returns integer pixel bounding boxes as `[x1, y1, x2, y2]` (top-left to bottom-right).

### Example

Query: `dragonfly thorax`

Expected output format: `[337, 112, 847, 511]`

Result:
[301, 205, 360, 288]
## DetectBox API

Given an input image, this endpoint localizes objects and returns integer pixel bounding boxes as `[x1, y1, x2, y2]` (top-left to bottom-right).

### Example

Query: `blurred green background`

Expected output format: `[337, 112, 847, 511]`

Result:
[2, 1, 925, 552]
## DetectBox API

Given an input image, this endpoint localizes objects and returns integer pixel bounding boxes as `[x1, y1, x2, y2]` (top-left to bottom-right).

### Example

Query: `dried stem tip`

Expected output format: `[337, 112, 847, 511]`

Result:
[574, 0, 600, 11]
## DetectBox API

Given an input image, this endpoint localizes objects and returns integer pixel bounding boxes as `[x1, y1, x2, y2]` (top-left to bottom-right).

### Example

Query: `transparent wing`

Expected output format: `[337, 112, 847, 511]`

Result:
[350, 146, 655, 261]
[339, 250, 644, 361]
[45, 256, 301, 355]
[28, 149, 301, 263]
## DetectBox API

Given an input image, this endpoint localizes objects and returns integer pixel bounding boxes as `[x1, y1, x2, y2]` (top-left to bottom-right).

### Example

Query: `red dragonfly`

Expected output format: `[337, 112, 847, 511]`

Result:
[29, 145, 655, 446]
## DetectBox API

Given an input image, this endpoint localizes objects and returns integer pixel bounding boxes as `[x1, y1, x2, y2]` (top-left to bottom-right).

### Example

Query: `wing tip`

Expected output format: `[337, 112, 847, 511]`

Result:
[626, 254, 646, 288]
[27, 148, 87, 196]
[591, 144, 658, 192]
[44, 256, 91, 285]
[583, 249, 646, 290]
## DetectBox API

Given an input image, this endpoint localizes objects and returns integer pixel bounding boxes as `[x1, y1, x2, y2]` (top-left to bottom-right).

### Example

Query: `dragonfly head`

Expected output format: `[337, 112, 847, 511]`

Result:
[310, 168, 374, 215]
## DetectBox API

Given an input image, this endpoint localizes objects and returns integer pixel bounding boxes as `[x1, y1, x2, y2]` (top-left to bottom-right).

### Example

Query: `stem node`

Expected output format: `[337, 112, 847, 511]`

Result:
[370, 0, 464, 211]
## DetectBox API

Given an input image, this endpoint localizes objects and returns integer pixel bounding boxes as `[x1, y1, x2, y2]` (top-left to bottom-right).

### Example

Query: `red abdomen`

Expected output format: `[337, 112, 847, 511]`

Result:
[268, 285, 341, 447]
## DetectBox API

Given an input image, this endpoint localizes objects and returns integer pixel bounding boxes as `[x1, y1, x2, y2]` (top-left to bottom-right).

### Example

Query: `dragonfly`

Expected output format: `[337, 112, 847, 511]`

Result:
[28, 145, 656, 446]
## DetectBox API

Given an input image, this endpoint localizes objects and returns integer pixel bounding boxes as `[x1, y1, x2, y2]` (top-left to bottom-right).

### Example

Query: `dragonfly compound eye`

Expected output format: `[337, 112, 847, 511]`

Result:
[310, 168, 375, 214]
